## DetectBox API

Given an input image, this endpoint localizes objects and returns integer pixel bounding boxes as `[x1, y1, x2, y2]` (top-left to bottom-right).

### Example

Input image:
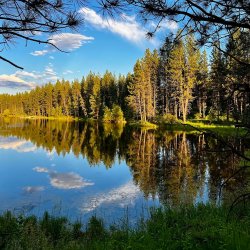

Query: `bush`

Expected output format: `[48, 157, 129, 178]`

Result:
[102, 106, 113, 122]
[242, 107, 250, 124]
[207, 108, 217, 121]
[111, 105, 125, 123]
[159, 114, 178, 124]
[194, 113, 202, 120]
[102, 105, 125, 123]
[3, 109, 11, 116]
[51, 107, 63, 117]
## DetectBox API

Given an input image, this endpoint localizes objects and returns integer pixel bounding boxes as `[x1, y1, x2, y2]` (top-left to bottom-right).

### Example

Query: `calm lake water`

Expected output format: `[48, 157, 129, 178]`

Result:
[0, 118, 249, 224]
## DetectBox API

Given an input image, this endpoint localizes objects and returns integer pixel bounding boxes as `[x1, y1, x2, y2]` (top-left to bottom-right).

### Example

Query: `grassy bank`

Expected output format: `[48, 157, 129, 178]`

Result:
[121, 118, 248, 137]
[1, 204, 249, 249]
[0, 115, 127, 124]
[1, 115, 248, 137]
[128, 120, 158, 129]
[157, 121, 248, 137]
[0, 114, 78, 121]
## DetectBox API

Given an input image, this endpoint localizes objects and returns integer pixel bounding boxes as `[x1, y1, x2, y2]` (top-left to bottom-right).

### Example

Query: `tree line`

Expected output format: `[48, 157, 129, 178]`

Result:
[0, 29, 249, 123]
[0, 72, 130, 122]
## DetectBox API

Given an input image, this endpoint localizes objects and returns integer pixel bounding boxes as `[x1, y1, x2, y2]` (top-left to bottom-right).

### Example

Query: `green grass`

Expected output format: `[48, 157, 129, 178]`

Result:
[186, 121, 248, 137]
[128, 120, 158, 129]
[1, 204, 249, 249]
[2, 114, 77, 121]
[158, 120, 248, 137]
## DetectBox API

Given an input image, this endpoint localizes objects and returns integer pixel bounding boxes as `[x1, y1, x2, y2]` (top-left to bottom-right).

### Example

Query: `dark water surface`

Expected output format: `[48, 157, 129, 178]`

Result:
[0, 118, 248, 224]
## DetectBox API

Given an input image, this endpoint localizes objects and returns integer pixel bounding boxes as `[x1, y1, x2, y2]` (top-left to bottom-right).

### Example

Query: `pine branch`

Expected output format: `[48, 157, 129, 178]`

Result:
[0, 55, 23, 69]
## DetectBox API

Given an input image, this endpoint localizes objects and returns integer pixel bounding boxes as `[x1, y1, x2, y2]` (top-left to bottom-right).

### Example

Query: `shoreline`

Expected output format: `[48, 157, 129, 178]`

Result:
[0, 115, 247, 136]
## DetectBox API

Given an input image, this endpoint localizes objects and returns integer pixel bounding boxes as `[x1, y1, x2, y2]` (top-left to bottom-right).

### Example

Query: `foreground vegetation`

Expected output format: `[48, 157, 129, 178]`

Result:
[1, 205, 249, 249]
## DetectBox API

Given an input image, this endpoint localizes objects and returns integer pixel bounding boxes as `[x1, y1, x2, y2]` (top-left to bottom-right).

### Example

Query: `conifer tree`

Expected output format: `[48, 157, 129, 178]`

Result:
[225, 29, 250, 122]
[151, 49, 160, 117]
[71, 80, 85, 117]
[168, 37, 186, 120]
[196, 50, 209, 118]
[210, 42, 226, 121]
[159, 37, 174, 115]
[127, 59, 145, 121]
[184, 34, 199, 121]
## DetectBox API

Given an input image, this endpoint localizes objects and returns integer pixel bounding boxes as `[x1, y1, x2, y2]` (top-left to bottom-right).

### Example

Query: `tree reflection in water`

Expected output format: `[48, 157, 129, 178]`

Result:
[0, 117, 248, 206]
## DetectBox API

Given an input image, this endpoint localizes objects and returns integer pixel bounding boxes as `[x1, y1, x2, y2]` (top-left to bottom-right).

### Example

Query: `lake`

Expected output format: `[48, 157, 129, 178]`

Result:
[0, 117, 248, 225]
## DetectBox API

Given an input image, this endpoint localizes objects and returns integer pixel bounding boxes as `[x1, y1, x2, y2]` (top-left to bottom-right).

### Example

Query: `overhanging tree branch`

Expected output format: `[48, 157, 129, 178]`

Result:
[0, 55, 23, 69]
[0, 0, 83, 68]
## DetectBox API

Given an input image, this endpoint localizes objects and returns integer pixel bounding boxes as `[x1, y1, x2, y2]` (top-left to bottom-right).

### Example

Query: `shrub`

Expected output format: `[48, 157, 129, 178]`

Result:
[51, 107, 63, 117]
[111, 105, 125, 123]
[194, 113, 202, 120]
[102, 106, 113, 122]
[207, 108, 217, 121]
[102, 105, 125, 123]
[159, 114, 178, 124]
[3, 109, 11, 116]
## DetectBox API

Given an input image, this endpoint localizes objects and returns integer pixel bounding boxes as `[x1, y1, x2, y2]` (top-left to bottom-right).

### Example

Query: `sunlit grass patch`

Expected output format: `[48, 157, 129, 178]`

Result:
[129, 121, 158, 129]
[185, 121, 248, 137]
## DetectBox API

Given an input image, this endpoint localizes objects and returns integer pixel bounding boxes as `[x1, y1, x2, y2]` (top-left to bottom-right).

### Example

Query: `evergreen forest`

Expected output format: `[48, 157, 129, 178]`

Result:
[1, 30, 249, 124]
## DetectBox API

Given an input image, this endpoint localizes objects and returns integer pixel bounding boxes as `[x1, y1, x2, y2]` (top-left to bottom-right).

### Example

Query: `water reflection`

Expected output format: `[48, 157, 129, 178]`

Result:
[33, 167, 50, 173]
[23, 186, 45, 194]
[49, 172, 94, 190]
[81, 181, 140, 213]
[0, 136, 36, 152]
[33, 166, 94, 190]
[0, 118, 248, 218]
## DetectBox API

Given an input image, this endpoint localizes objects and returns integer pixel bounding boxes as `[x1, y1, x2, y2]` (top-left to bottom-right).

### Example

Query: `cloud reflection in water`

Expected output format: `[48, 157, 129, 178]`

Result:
[33, 167, 49, 173]
[33, 166, 94, 190]
[49, 172, 94, 190]
[23, 186, 45, 194]
[0, 136, 36, 152]
[81, 181, 140, 212]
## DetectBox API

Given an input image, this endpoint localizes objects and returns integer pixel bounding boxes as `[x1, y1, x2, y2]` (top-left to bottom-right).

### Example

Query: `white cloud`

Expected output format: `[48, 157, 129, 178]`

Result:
[22, 30, 42, 36]
[49, 33, 94, 51]
[49, 56, 55, 60]
[63, 70, 73, 75]
[149, 19, 178, 32]
[12, 64, 59, 87]
[0, 74, 35, 90]
[15, 70, 41, 79]
[160, 20, 178, 31]
[49, 172, 94, 190]
[44, 64, 58, 82]
[79, 8, 178, 46]
[30, 50, 48, 56]
[30, 33, 94, 56]
[80, 8, 146, 44]
[0, 74, 25, 84]
[45, 65, 56, 76]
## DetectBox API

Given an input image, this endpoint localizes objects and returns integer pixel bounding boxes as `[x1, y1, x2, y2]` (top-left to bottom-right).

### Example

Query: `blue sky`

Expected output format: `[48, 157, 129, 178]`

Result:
[0, 7, 178, 94]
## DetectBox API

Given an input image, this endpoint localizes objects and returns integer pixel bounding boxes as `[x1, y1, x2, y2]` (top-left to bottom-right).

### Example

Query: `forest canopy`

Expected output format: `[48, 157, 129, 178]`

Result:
[0, 29, 249, 123]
